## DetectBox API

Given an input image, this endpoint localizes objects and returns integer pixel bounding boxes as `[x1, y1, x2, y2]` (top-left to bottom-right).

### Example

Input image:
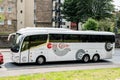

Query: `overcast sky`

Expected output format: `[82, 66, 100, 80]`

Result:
[113, 0, 120, 6]
[113, 0, 120, 10]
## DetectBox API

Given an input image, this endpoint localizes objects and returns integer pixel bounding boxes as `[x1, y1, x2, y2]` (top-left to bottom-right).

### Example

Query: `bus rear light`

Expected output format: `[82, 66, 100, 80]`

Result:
[47, 43, 52, 49]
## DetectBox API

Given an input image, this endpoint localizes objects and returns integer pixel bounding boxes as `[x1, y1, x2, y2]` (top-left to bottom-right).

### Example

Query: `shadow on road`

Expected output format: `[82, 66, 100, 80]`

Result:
[3, 60, 113, 70]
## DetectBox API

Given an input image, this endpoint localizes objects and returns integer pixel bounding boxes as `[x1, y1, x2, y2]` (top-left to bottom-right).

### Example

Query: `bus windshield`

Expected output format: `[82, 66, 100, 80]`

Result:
[11, 33, 23, 53]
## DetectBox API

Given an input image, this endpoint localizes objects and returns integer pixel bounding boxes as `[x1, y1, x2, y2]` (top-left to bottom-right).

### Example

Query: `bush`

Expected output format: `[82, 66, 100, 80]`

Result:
[98, 19, 114, 32]
[84, 18, 98, 31]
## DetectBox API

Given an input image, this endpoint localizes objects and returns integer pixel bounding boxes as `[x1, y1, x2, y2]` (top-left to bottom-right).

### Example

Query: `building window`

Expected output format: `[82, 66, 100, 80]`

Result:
[20, 21, 22, 24]
[8, 20, 12, 25]
[8, 7, 12, 13]
[0, 20, 4, 25]
[0, 7, 4, 12]
[21, 0, 23, 3]
[20, 10, 23, 13]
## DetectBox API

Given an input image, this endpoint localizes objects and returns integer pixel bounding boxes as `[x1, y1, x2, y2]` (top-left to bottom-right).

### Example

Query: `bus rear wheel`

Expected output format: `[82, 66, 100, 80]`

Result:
[36, 56, 45, 65]
[82, 55, 90, 63]
[92, 54, 99, 62]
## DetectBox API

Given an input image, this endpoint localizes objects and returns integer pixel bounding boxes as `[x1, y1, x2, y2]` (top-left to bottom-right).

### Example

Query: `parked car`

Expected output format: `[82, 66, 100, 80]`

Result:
[0, 52, 3, 65]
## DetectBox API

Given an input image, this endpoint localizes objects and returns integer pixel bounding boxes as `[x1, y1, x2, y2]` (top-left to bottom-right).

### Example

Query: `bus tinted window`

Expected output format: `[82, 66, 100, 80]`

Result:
[49, 34, 80, 42]
[63, 34, 80, 42]
[21, 36, 29, 51]
[80, 35, 115, 42]
[80, 35, 88, 42]
[49, 34, 115, 43]
[30, 34, 47, 48]
[102, 35, 115, 42]
[49, 34, 63, 42]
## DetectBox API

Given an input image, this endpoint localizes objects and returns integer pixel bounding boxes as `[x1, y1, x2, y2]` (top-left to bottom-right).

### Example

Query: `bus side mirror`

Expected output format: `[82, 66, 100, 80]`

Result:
[8, 33, 15, 41]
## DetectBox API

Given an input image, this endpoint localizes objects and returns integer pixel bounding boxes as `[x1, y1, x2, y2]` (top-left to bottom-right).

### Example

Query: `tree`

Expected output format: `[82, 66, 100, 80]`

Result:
[116, 12, 120, 29]
[84, 18, 98, 30]
[91, 0, 114, 20]
[62, 0, 114, 30]
[76, 0, 114, 21]
[62, 0, 80, 30]
[76, 0, 93, 22]
[98, 18, 114, 32]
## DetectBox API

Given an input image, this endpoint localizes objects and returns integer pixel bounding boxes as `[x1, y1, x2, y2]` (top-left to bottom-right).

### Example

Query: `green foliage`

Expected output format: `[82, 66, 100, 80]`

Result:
[62, 0, 79, 22]
[0, 0, 3, 2]
[76, 0, 95, 22]
[0, 14, 5, 21]
[1, 68, 120, 80]
[116, 12, 120, 29]
[91, 0, 114, 20]
[84, 18, 98, 30]
[98, 18, 114, 32]
[62, 0, 114, 23]
[117, 20, 120, 29]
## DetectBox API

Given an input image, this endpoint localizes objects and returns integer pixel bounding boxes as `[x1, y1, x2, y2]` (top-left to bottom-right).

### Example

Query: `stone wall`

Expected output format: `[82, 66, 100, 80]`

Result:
[0, 35, 11, 48]
[0, 20, 17, 34]
[36, 22, 52, 27]
[0, 0, 17, 34]
[35, 0, 52, 27]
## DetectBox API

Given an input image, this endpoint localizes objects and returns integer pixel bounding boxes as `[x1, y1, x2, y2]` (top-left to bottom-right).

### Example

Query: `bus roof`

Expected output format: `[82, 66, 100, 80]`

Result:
[16, 27, 115, 36]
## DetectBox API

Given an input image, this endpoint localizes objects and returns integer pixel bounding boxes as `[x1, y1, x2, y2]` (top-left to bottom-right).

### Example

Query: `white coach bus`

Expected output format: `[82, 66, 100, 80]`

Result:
[8, 27, 115, 64]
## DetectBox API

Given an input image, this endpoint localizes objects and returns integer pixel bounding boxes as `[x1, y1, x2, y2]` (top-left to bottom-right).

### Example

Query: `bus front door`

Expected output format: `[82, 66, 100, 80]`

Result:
[20, 37, 30, 63]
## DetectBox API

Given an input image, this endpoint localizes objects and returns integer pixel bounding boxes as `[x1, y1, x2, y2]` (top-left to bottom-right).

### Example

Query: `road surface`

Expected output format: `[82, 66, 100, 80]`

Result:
[0, 48, 120, 77]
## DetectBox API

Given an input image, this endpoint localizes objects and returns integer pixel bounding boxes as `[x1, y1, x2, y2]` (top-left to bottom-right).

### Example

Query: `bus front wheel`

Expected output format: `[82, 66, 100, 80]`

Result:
[82, 55, 90, 63]
[36, 56, 45, 65]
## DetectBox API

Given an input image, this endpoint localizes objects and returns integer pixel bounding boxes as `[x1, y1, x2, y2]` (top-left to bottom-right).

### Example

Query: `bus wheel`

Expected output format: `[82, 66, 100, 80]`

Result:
[105, 42, 113, 51]
[92, 54, 99, 62]
[82, 55, 90, 63]
[36, 56, 45, 65]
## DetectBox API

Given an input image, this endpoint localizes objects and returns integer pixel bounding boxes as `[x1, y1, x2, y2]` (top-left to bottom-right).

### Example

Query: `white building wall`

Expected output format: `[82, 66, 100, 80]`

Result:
[17, 0, 35, 30]
[17, 0, 25, 30]
[25, 0, 35, 27]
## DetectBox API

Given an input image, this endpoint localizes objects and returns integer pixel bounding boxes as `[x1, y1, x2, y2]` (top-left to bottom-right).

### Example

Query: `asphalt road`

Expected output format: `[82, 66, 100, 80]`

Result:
[0, 48, 120, 77]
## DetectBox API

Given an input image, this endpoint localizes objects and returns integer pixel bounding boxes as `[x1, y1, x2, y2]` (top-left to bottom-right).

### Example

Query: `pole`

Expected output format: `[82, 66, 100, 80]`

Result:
[58, 0, 61, 28]
[34, 0, 36, 27]
[115, 11, 118, 34]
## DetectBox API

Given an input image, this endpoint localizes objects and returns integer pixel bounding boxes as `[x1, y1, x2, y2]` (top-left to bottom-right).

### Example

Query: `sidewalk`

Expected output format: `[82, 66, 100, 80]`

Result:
[0, 63, 120, 77]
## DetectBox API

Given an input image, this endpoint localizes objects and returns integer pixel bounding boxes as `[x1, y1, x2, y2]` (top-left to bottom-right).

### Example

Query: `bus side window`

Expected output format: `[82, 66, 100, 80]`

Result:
[80, 35, 88, 42]
[49, 34, 63, 42]
[63, 34, 79, 42]
[29, 35, 47, 48]
[21, 37, 29, 51]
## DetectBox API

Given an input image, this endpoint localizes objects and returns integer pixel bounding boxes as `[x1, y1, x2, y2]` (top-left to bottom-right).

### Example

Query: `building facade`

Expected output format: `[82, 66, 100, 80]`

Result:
[17, 0, 52, 30]
[35, 0, 52, 27]
[17, 0, 35, 30]
[52, 0, 71, 29]
[0, 0, 17, 34]
[0, 0, 53, 34]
